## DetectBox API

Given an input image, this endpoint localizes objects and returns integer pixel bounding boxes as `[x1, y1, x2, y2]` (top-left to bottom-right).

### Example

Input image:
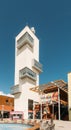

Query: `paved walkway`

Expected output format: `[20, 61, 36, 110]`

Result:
[54, 120, 71, 130]
[0, 119, 71, 130]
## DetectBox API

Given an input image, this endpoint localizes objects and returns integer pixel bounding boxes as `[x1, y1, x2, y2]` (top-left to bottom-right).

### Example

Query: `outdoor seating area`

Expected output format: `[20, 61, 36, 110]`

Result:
[40, 119, 55, 130]
[25, 118, 55, 130]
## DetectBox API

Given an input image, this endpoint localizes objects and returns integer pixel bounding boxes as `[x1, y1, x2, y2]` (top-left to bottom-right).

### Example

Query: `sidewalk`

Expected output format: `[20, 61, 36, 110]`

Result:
[54, 120, 71, 130]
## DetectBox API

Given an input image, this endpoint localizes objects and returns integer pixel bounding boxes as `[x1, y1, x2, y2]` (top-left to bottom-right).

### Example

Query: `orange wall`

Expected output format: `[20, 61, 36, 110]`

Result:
[0, 95, 14, 111]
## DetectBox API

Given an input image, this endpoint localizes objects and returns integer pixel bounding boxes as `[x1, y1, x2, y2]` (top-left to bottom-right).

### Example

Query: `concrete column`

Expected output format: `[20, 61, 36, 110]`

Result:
[68, 72, 71, 121]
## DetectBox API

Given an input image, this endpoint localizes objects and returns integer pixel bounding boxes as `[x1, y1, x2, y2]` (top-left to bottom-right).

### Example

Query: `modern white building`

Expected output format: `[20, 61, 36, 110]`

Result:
[11, 26, 42, 119]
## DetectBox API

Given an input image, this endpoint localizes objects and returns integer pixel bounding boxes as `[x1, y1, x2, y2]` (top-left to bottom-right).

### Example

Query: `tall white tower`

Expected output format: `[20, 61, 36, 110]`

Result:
[11, 26, 42, 119]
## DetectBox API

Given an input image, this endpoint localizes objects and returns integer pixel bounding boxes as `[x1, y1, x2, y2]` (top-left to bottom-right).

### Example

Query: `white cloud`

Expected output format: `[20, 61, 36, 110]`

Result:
[0, 91, 14, 97]
[7, 94, 14, 97]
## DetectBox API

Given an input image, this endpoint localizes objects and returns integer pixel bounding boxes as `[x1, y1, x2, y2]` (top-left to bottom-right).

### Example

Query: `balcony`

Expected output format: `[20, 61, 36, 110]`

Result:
[19, 67, 36, 81]
[32, 59, 42, 73]
[11, 85, 21, 95]
[17, 32, 34, 49]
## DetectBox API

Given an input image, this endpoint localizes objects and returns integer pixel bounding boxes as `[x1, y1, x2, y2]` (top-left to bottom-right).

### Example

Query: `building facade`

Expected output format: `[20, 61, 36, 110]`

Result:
[0, 94, 14, 118]
[11, 26, 42, 119]
[30, 80, 68, 120]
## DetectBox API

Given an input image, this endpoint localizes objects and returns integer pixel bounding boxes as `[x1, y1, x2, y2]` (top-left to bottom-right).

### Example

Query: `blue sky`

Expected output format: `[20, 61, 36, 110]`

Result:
[0, 0, 71, 93]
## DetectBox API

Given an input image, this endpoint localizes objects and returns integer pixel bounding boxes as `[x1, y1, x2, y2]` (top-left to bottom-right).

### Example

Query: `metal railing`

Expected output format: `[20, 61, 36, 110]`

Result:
[33, 59, 42, 72]
[17, 32, 34, 48]
[11, 85, 21, 94]
[19, 67, 36, 81]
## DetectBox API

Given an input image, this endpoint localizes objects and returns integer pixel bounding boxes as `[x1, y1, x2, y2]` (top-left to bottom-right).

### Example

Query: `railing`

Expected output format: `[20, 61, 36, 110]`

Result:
[33, 59, 42, 73]
[17, 32, 34, 48]
[11, 85, 21, 94]
[19, 67, 36, 81]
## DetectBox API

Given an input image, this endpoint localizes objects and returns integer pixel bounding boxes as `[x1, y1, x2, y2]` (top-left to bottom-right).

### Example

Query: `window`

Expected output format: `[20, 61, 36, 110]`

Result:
[6, 99, 9, 105]
[6, 99, 8, 102]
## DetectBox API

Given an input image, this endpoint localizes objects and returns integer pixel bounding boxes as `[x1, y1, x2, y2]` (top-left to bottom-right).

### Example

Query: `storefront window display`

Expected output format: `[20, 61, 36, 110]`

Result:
[34, 104, 41, 119]
[28, 99, 33, 119]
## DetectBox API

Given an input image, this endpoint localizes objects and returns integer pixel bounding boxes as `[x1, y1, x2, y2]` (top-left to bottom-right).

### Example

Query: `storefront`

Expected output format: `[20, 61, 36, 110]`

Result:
[10, 111, 23, 120]
[28, 99, 41, 119]
[30, 80, 68, 120]
[40, 91, 58, 119]
[0, 94, 14, 119]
